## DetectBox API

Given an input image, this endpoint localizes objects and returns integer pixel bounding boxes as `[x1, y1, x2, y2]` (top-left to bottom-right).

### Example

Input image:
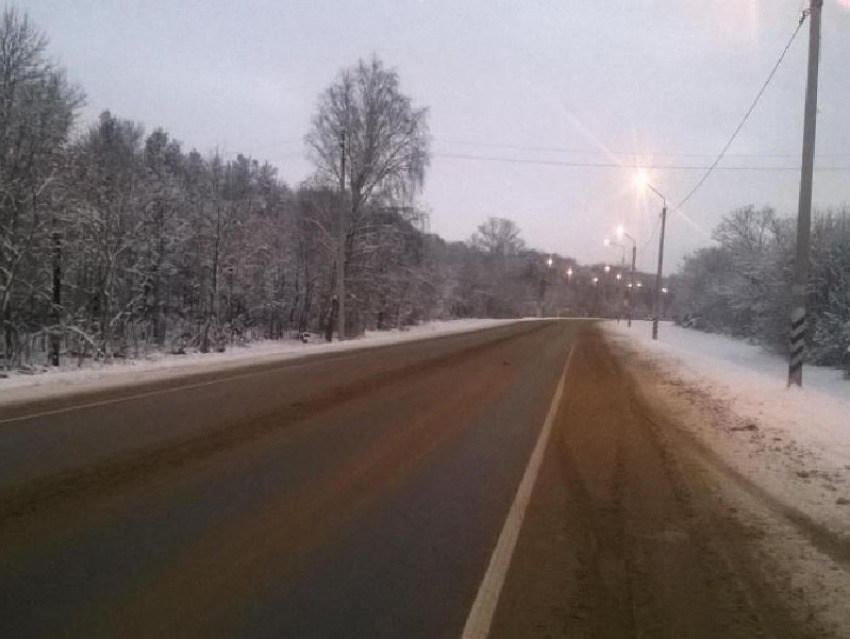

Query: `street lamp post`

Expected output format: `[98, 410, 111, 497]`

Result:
[636, 177, 667, 340]
[616, 225, 637, 328]
[592, 276, 599, 317]
[604, 238, 627, 324]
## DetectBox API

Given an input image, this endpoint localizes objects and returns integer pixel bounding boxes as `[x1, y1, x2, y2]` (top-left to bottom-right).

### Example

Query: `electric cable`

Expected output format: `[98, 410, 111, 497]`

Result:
[672, 12, 809, 211]
[431, 151, 848, 172]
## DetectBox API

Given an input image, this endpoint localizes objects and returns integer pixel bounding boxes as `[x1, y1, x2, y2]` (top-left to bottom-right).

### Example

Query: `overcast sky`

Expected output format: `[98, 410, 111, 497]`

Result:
[19, 0, 850, 271]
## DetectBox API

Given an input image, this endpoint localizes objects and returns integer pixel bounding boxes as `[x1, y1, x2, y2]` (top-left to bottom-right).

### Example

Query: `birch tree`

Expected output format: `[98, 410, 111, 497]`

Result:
[305, 56, 430, 334]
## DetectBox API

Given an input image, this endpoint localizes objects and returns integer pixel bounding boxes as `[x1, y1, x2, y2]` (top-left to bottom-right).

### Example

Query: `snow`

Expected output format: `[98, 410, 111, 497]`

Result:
[604, 320, 850, 536]
[0, 319, 520, 407]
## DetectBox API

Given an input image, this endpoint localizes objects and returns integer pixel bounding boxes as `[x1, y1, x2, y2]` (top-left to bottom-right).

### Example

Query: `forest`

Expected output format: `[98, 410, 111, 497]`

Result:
[3, 8, 642, 369]
[671, 204, 850, 367]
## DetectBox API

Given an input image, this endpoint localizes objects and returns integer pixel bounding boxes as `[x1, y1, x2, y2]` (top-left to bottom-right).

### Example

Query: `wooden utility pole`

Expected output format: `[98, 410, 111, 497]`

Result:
[337, 128, 346, 341]
[788, 0, 823, 387]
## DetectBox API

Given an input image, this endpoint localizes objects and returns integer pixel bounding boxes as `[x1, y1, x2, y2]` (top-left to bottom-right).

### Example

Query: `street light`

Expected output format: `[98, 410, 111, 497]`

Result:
[616, 225, 638, 327]
[604, 237, 628, 324]
[635, 174, 668, 340]
[538, 256, 554, 317]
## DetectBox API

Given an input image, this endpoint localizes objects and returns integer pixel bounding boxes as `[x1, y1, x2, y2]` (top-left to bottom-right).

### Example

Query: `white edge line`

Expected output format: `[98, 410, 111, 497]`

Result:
[0, 323, 532, 426]
[460, 342, 576, 639]
[0, 349, 373, 425]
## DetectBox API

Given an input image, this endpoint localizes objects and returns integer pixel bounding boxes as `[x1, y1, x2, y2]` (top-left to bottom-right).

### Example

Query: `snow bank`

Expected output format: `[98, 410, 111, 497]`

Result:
[604, 320, 850, 534]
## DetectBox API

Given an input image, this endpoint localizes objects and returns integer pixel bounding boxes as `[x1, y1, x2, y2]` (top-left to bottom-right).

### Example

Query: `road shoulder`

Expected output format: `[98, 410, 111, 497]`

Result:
[488, 325, 842, 639]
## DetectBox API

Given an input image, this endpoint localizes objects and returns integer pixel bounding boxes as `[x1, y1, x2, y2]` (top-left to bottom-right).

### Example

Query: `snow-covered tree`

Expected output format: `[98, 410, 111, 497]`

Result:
[0, 7, 82, 366]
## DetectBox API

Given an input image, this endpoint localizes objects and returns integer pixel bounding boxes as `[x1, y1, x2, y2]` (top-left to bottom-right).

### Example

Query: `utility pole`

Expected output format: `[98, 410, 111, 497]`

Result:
[50, 230, 62, 367]
[788, 0, 822, 387]
[652, 203, 667, 340]
[337, 128, 346, 341]
[617, 226, 637, 328]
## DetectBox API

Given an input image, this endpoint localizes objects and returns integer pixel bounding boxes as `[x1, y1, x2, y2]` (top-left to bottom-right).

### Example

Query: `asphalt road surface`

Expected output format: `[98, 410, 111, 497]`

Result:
[0, 320, 815, 638]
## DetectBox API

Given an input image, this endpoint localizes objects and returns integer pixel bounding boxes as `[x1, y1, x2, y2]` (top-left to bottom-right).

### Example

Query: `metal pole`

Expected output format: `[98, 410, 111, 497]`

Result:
[337, 129, 346, 341]
[788, 0, 822, 387]
[652, 203, 667, 340]
[618, 251, 625, 323]
[629, 243, 636, 327]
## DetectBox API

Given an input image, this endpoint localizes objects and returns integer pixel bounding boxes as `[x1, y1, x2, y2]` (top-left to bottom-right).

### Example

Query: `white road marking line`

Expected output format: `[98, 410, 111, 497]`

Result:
[460, 342, 576, 639]
[0, 350, 372, 425]
[0, 325, 526, 425]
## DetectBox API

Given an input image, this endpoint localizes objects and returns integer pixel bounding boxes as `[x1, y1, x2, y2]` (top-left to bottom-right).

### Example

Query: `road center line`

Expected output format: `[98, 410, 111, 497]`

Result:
[460, 342, 576, 639]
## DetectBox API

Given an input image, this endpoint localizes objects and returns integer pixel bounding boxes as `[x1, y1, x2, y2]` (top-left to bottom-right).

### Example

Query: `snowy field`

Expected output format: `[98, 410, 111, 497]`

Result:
[604, 320, 850, 534]
[0, 319, 519, 407]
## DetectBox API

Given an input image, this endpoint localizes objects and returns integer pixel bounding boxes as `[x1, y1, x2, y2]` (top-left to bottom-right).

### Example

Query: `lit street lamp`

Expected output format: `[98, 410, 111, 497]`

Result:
[635, 173, 668, 340]
[538, 255, 554, 317]
[661, 287, 670, 319]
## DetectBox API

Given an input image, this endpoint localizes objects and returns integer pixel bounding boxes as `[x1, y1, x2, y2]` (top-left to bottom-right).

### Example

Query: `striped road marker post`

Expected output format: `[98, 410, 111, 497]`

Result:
[788, 306, 806, 387]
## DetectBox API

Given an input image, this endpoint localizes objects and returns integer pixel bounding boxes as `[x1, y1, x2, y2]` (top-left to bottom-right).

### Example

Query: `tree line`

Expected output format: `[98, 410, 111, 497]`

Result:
[4, 8, 634, 370]
[671, 205, 850, 367]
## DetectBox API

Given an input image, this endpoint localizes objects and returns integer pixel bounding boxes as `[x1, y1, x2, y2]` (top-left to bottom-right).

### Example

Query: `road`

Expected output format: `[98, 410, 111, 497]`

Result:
[0, 320, 816, 638]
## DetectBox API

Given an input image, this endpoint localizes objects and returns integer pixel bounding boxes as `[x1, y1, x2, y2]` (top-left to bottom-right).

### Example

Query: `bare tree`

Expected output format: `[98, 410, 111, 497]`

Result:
[305, 56, 430, 335]
[0, 7, 83, 366]
[470, 217, 526, 257]
[306, 56, 430, 222]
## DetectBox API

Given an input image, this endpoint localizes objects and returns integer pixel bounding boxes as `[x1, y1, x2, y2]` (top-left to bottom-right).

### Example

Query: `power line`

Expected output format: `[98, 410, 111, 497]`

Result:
[672, 12, 809, 211]
[431, 151, 850, 172]
[641, 217, 662, 260]
[434, 138, 850, 159]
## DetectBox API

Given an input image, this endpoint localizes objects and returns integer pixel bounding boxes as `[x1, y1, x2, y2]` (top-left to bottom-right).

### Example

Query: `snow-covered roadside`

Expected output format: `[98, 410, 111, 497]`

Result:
[0, 319, 522, 408]
[603, 320, 850, 536]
